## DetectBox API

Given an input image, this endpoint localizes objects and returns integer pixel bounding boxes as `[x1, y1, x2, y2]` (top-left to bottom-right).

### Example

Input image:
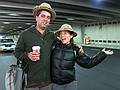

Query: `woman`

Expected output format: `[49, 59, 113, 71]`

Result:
[51, 24, 113, 90]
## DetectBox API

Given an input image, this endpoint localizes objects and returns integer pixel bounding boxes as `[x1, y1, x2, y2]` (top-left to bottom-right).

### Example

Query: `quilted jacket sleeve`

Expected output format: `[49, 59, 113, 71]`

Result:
[75, 47, 107, 68]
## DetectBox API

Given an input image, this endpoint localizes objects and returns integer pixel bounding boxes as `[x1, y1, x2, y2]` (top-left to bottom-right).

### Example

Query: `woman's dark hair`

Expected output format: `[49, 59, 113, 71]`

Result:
[69, 32, 74, 43]
[70, 38, 74, 43]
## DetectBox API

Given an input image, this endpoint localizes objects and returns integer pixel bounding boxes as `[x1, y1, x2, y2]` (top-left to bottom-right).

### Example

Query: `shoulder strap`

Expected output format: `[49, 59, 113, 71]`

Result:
[72, 43, 83, 57]
[72, 44, 77, 58]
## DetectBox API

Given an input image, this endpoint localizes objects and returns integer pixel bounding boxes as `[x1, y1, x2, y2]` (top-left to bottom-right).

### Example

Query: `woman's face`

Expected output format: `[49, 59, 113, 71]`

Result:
[59, 31, 73, 44]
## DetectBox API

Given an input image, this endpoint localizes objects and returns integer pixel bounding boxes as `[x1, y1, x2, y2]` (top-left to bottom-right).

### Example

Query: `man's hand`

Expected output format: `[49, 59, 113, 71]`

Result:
[27, 52, 40, 61]
[75, 44, 84, 53]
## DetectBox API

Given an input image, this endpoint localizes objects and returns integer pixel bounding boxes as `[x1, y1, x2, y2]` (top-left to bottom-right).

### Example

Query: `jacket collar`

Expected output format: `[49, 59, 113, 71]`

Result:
[58, 40, 73, 49]
[29, 25, 49, 35]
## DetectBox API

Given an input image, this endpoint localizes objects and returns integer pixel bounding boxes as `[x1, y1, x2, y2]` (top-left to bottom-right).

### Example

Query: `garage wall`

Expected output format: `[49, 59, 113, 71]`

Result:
[83, 22, 120, 45]
[72, 24, 83, 44]
[72, 22, 120, 90]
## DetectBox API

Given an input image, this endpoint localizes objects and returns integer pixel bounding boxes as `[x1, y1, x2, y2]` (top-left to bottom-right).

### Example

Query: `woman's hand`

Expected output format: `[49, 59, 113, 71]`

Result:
[102, 48, 113, 55]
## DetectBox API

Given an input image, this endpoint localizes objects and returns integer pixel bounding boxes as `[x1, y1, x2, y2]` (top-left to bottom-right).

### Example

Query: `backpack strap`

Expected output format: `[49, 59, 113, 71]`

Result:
[72, 44, 78, 58]
[72, 43, 84, 58]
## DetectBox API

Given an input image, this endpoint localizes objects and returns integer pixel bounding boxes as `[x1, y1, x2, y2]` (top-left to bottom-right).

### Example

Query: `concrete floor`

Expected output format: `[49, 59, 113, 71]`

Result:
[0, 52, 16, 90]
[0, 47, 120, 90]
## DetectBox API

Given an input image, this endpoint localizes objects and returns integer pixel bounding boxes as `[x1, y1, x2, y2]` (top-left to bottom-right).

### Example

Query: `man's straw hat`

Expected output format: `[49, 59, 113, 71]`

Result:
[55, 24, 77, 37]
[33, 2, 56, 20]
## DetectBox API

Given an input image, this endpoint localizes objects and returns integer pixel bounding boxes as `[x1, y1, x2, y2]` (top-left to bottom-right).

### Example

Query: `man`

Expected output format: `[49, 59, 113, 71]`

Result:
[14, 2, 57, 90]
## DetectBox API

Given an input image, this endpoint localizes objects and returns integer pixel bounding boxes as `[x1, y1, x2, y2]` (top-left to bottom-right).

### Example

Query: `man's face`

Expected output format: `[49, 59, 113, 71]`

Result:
[36, 10, 51, 28]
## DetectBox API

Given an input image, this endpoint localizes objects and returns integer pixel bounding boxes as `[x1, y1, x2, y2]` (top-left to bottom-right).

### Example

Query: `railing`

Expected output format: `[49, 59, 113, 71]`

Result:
[90, 40, 120, 46]
[80, 39, 120, 49]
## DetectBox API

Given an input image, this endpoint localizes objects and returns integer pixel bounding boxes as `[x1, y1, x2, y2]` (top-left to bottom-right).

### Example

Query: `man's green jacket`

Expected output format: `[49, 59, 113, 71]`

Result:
[14, 25, 56, 88]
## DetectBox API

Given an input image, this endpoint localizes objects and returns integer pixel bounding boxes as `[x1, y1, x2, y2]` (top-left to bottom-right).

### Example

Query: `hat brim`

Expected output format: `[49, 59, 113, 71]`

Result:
[55, 29, 77, 37]
[33, 7, 56, 21]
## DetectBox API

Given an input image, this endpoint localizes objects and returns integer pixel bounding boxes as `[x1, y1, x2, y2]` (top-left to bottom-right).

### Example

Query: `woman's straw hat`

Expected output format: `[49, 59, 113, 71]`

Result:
[55, 24, 77, 37]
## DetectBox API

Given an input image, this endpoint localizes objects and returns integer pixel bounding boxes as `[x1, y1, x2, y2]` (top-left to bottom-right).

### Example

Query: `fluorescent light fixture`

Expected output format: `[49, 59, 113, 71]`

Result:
[25, 23, 32, 25]
[3, 22, 11, 24]
[0, 26, 5, 28]
[18, 26, 22, 28]
[67, 18, 74, 20]
[91, 0, 105, 5]
[8, 13, 19, 16]
[93, 0, 105, 2]
[13, 29, 17, 30]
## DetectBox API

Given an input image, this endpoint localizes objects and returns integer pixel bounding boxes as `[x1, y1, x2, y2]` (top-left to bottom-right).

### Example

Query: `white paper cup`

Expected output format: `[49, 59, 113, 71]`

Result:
[32, 46, 40, 53]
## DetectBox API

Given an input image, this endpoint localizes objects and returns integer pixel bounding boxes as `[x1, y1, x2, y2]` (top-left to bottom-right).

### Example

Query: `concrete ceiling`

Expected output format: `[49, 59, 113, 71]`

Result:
[0, 0, 120, 35]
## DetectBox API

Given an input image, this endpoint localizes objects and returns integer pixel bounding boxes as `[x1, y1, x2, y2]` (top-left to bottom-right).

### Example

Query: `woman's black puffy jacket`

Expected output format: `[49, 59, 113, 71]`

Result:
[51, 41, 107, 85]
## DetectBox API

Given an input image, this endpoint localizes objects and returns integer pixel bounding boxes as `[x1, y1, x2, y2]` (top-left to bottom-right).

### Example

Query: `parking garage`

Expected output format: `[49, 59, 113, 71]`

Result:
[0, 0, 120, 90]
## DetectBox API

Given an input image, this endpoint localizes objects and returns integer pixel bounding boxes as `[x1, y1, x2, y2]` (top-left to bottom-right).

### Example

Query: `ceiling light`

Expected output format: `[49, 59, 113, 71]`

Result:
[13, 29, 17, 30]
[3, 22, 11, 24]
[18, 26, 22, 28]
[0, 26, 5, 28]
[8, 13, 19, 16]
[67, 18, 74, 20]
[91, 0, 106, 5]
[92, 0, 106, 2]
[25, 23, 32, 25]
[96, 0, 103, 1]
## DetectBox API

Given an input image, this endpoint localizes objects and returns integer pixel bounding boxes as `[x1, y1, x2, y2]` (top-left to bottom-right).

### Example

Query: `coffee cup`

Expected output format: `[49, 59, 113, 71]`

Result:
[32, 46, 40, 53]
